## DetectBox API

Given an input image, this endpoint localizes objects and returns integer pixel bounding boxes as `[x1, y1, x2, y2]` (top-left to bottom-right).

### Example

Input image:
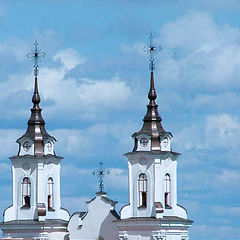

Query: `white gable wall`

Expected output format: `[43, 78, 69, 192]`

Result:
[68, 193, 119, 240]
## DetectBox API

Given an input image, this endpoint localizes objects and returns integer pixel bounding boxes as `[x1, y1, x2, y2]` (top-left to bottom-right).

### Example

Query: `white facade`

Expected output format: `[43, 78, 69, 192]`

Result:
[3, 139, 69, 222]
[115, 68, 193, 239]
[0, 71, 69, 240]
[0, 137, 70, 240]
[68, 191, 119, 240]
[121, 152, 187, 219]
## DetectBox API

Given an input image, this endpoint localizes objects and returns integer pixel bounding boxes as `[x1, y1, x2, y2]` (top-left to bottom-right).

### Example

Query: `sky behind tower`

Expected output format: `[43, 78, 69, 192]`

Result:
[0, 1, 240, 239]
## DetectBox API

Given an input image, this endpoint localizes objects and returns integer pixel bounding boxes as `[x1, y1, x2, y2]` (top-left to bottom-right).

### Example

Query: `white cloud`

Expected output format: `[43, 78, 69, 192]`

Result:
[191, 224, 240, 239]
[211, 205, 240, 217]
[0, 163, 11, 180]
[218, 169, 240, 185]
[51, 122, 135, 159]
[120, 42, 145, 55]
[105, 168, 128, 190]
[0, 129, 22, 158]
[192, 92, 240, 110]
[62, 196, 89, 215]
[159, 11, 240, 90]
[53, 48, 86, 70]
[174, 113, 240, 152]
[205, 114, 240, 149]
[0, 38, 28, 62]
[0, 7, 4, 16]
[0, 47, 133, 120]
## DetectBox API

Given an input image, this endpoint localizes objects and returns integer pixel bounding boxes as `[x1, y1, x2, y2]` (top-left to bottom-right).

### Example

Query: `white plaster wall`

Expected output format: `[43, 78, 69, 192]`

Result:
[119, 228, 190, 240]
[4, 155, 69, 222]
[121, 152, 187, 219]
[68, 195, 118, 240]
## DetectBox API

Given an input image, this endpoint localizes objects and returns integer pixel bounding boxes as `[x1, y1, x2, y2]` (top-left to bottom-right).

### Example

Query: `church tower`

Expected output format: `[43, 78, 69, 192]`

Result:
[0, 42, 69, 240]
[115, 35, 193, 240]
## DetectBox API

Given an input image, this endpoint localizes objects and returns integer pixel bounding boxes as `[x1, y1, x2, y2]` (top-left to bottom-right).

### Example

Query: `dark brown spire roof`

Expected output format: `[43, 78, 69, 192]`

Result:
[17, 76, 55, 156]
[132, 70, 170, 151]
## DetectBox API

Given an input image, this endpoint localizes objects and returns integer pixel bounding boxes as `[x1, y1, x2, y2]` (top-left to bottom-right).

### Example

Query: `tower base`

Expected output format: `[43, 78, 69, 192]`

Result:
[0, 219, 69, 240]
[114, 216, 193, 240]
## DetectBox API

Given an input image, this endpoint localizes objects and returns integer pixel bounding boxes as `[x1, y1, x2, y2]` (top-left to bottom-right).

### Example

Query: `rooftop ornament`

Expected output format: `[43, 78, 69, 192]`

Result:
[27, 40, 46, 78]
[92, 161, 110, 193]
[143, 32, 162, 71]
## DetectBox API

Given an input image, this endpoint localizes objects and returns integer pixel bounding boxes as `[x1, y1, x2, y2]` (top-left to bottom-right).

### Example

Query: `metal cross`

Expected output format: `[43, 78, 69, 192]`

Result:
[27, 40, 46, 78]
[92, 161, 110, 192]
[143, 32, 162, 71]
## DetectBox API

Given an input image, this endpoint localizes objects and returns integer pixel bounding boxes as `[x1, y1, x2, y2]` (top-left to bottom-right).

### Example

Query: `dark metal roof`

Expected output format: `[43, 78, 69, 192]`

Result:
[114, 216, 193, 223]
[0, 219, 68, 226]
[110, 210, 120, 220]
[132, 71, 170, 151]
[17, 76, 55, 157]
[9, 154, 63, 161]
[125, 150, 180, 157]
[86, 192, 118, 206]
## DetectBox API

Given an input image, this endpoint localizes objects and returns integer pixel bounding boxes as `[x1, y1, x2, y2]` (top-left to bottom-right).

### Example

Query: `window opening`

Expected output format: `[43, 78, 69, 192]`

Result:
[138, 173, 147, 207]
[23, 141, 31, 152]
[47, 177, 54, 210]
[22, 177, 31, 207]
[164, 174, 171, 207]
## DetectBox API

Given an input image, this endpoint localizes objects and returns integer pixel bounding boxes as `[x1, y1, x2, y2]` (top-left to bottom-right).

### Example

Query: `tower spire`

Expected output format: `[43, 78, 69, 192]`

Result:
[27, 40, 45, 110]
[144, 32, 162, 104]
[132, 33, 166, 151]
[17, 41, 53, 156]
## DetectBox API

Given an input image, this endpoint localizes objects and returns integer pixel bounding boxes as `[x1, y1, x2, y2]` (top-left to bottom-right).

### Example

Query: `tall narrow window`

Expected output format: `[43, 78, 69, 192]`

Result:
[47, 177, 54, 210]
[164, 174, 171, 207]
[22, 177, 31, 207]
[138, 173, 147, 207]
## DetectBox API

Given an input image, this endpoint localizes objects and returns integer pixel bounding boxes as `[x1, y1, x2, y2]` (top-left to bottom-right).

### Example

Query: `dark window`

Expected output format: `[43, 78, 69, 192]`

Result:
[23, 141, 31, 152]
[165, 174, 171, 207]
[138, 173, 147, 207]
[22, 177, 31, 207]
[140, 138, 148, 147]
[47, 177, 54, 210]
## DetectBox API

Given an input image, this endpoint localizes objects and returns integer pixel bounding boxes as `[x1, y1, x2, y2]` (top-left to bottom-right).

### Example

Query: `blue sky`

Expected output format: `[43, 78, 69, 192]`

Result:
[0, 0, 240, 239]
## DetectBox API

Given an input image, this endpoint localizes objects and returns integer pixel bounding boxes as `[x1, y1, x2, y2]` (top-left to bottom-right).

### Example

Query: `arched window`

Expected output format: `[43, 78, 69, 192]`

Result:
[164, 174, 171, 207]
[138, 173, 147, 207]
[47, 177, 54, 210]
[22, 177, 31, 207]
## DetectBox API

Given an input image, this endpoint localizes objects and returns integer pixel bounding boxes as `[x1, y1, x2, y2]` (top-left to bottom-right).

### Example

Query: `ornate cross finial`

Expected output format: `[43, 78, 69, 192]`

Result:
[143, 32, 162, 71]
[92, 161, 110, 192]
[27, 40, 46, 78]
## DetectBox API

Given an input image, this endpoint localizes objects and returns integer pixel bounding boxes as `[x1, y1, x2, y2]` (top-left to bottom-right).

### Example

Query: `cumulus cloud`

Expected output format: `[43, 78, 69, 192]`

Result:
[218, 169, 240, 185]
[159, 11, 240, 90]
[62, 196, 89, 214]
[0, 38, 28, 62]
[205, 114, 240, 148]
[120, 42, 145, 55]
[174, 113, 240, 152]
[105, 168, 128, 190]
[0, 7, 4, 16]
[211, 205, 240, 217]
[0, 47, 133, 120]
[192, 92, 240, 111]
[0, 163, 11, 180]
[53, 48, 86, 70]
[0, 129, 22, 158]
[51, 122, 135, 160]
[191, 224, 240, 240]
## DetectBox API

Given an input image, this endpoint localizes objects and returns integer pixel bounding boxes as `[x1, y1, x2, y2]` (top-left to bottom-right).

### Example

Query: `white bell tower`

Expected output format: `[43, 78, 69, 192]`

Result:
[0, 41, 69, 240]
[116, 34, 192, 240]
